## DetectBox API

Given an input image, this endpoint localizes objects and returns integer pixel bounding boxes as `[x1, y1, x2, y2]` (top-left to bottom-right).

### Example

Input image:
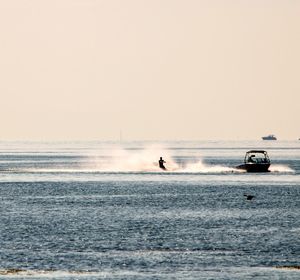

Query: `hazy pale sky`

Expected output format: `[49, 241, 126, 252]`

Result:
[0, 0, 299, 140]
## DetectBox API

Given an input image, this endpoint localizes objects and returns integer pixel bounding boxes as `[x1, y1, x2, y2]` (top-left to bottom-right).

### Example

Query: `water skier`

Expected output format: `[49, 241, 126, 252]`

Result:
[158, 157, 166, 170]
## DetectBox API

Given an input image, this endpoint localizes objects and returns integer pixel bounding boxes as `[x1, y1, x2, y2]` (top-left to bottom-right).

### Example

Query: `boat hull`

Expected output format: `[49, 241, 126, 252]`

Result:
[262, 136, 277, 140]
[236, 163, 270, 172]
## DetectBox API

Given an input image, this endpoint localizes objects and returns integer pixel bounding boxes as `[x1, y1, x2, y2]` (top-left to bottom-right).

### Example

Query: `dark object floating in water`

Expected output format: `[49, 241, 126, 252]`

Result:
[262, 134, 277, 140]
[244, 194, 255, 200]
[236, 150, 271, 172]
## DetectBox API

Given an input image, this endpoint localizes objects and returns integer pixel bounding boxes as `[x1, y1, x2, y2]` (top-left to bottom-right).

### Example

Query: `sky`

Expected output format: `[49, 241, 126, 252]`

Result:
[0, 0, 299, 141]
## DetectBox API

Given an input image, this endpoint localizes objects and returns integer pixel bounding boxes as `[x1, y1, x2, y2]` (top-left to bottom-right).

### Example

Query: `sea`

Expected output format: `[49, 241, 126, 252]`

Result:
[0, 140, 299, 279]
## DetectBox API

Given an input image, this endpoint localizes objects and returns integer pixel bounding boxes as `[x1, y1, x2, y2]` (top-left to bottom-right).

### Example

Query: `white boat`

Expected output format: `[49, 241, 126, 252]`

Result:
[262, 134, 277, 140]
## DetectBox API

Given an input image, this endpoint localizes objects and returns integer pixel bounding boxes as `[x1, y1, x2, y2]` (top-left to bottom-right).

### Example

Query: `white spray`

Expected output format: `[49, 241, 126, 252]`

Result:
[269, 164, 294, 173]
[90, 145, 237, 173]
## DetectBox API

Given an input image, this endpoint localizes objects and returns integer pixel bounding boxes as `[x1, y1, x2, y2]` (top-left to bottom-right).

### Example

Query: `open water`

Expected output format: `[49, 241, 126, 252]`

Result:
[0, 141, 299, 279]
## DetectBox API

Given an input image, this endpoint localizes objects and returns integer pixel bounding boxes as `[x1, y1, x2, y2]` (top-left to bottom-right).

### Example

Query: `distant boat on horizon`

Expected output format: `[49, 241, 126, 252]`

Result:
[262, 134, 277, 140]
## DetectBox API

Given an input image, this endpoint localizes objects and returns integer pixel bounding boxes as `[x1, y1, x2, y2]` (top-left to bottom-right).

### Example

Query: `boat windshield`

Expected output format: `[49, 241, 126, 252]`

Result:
[245, 152, 270, 164]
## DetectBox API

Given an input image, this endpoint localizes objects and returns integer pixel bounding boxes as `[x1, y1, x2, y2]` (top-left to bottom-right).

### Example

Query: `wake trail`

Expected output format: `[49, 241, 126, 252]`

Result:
[5, 146, 294, 174]
[82, 145, 242, 174]
[269, 165, 294, 173]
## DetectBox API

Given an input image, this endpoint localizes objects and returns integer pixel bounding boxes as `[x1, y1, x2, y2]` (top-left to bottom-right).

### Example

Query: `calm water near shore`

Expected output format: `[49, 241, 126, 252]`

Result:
[0, 141, 299, 279]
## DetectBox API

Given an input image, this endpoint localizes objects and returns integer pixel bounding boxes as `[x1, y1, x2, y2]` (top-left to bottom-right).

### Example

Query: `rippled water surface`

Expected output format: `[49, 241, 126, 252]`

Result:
[0, 141, 299, 279]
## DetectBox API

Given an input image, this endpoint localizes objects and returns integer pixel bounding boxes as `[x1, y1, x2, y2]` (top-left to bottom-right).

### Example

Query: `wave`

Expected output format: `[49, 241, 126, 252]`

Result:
[0, 268, 101, 277]
[0, 268, 165, 278]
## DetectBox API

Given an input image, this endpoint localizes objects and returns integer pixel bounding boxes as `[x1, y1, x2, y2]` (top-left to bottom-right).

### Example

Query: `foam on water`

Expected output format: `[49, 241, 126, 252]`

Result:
[269, 164, 295, 173]
[180, 160, 238, 173]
